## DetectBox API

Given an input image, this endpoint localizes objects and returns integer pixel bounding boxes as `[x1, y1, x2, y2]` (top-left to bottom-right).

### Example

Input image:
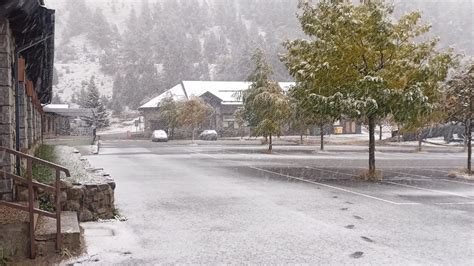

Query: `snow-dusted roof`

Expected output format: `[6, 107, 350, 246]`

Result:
[139, 83, 188, 109]
[43, 108, 94, 118]
[43, 104, 70, 109]
[139, 81, 295, 109]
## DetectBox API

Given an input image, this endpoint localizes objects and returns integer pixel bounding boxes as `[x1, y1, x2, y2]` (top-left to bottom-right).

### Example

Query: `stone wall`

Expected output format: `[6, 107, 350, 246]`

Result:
[18, 179, 116, 223]
[0, 18, 15, 200]
[0, 18, 46, 200]
[18, 83, 28, 150]
[0, 205, 31, 259]
[0, 222, 29, 258]
[62, 181, 116, 222]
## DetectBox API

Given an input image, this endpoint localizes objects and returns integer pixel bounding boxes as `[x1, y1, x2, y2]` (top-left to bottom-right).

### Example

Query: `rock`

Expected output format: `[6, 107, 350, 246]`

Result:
[64, 200, 81, 212]
[96, 207, 107, 214]
[97, 183, 109, 191]
[17, 187, 29, 202]
[106, 181, 116, 190]
[79, 209, 93, 222]
[37, 187, 44, 194]
[84, 183, 98, 189]
[59, 191, 67, 202]
[60, 180, 72, 189]
[49, 180, 72, 189]
[90, 202, 99, 211]
[67, 186, 85, 200]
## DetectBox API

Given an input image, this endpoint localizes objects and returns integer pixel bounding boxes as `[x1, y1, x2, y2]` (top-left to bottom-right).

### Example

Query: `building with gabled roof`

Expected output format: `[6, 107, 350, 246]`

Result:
[139, 80, 361, 138]
[138, 81, 295, 136]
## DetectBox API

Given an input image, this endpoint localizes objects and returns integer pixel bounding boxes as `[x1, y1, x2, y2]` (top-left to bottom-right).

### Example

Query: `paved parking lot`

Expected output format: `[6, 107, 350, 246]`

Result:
[182, 142, 472, 208]
[73, 140, 473, 264]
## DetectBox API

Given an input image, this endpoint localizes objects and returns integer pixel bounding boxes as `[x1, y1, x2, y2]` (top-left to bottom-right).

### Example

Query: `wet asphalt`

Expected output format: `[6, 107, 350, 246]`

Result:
[71, 140, 473, 265]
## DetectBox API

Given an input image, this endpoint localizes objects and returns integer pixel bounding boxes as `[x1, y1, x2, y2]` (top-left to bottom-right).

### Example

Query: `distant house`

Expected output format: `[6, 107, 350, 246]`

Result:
[42, 105, 95, 137]
[138, 81, 361, 137]
[138, 81, 295, 137]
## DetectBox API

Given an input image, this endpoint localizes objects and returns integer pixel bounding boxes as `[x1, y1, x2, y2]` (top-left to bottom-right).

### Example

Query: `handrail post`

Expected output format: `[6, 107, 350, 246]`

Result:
[55, 169, 62, 251]
[0, 146, 67, 256]
[26, 159, 36, 259]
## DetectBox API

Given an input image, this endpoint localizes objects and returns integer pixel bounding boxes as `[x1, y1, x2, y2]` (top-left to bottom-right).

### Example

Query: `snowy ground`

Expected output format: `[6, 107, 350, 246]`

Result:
[54, 145, 114, 185]
[98, 117, 144, 135]
[66, 140, 473, 264]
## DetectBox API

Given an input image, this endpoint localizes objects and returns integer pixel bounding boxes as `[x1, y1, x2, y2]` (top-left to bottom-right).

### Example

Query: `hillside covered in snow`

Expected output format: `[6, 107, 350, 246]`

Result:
[44, 0, 473, 112]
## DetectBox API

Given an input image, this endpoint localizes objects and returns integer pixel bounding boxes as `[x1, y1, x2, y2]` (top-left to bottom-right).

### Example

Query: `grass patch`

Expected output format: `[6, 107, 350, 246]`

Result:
[32, 145, 57, 184]
[0, 247, 9, 266]
[358, 169, 383, 181]
[39, 194, 56, 212]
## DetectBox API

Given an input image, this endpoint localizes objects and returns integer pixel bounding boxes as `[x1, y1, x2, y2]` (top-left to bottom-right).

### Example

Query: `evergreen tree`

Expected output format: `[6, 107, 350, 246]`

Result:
[51, 93, 63, 104]
[80, 77, 110, 129]
[88, 7, 114, 50]
[62, 0, 91, 41]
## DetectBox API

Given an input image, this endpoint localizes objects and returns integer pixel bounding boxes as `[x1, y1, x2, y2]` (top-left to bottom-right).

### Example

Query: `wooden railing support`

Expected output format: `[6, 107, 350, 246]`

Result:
[0, 146, 70, 259]
[27, 160, 35, 258]
[55, 169, 62, 250]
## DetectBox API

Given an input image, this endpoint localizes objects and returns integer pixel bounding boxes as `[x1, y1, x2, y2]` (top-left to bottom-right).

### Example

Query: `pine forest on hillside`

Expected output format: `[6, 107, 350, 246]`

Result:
[47, 0, 473, 112]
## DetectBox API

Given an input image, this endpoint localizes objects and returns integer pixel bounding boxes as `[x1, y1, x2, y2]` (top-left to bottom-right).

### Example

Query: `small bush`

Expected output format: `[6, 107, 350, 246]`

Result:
[359, 169, 382, 181]
[0, 247, 8, 266]
[447, 171, 458, 178]
[39, 194, 55, 212]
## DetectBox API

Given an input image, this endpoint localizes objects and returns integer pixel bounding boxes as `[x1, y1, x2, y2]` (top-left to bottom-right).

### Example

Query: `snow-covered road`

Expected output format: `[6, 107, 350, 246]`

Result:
[69, 140, 473, 264]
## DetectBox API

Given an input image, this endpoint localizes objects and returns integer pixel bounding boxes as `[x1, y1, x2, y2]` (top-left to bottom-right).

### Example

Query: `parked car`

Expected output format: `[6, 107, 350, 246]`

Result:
[199, 130, 218, 141]
[151, 130, 168, 142]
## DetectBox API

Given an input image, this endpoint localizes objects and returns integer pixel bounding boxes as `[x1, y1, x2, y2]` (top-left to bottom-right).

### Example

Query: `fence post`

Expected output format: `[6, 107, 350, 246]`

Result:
[55, 169, 62, 251]
[26, 159, 36, 259]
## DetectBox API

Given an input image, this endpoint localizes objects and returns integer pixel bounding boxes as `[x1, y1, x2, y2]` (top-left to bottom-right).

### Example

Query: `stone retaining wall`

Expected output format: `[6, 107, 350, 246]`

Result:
[0, 18, 15, 201]
[62, 181, 116, 222]
[17, 179, 116, 223]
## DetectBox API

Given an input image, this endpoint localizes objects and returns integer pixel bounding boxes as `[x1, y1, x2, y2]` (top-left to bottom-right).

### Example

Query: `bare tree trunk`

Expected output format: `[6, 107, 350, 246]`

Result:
[379, 125, 383, 140]
[464, 121, 469, 152]
[269, 133, 273, 152]
[368, 117, 376, 177]
[320, 124, 324, 151]
[192, 127, 195, 142]
[300, 131, 304, 145]
[417, 129, 423, 152]
[468, 118, 472, 175]
[397, 124, 401, 142]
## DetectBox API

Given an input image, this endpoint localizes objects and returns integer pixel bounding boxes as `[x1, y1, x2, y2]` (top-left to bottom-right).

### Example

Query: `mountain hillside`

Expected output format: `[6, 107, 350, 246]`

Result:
[44, 0, 473, 112]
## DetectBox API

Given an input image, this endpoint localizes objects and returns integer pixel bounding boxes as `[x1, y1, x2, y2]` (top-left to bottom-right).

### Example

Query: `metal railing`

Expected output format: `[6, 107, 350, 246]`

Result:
[0, 146, 70, 259]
